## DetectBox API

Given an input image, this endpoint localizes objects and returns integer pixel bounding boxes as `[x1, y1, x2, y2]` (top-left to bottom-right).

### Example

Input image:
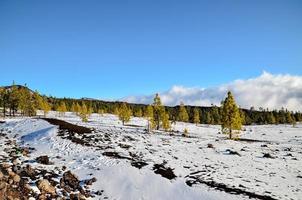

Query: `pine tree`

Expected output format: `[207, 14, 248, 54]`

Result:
[153, 93, 165, 130]
[240, 109, 246, 125]
[135, 108, 143, 117]
[118, 102, 131, 125]
[161, 111, 171, 131]
[286, 111, 293, 124]
[221, 91, 242, 139]
[146, 105, 155, 132]
[71, 103, 76, 113]
[42, 98, 51, 117]
[193, 107, 200, 125]
[9, 82, 20, 116]
[212, 106, 221, 124]
[79, 103, 88, 122]
[206, 112, 212, 124]
[57, 102, 67, 117]
[178, 102, 189, 122]
[75, 103, 81, 115]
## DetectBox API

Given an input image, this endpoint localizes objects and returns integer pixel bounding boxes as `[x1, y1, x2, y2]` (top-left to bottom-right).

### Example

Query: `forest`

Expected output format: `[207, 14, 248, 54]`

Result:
[0, 83, 301, 126]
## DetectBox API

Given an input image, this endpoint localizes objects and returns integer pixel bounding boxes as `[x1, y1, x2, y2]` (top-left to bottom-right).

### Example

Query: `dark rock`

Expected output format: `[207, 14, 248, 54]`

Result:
[263, 153, 275, 159]
[153, 164, 176, 180]
[207, 144, 214, 148]
[61, 171, 80, 190]
[36, 156, 51, 165]
[84, 177, 97, 185]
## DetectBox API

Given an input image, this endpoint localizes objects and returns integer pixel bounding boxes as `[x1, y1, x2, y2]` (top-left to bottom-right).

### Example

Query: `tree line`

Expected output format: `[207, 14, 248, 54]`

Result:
[1, 83, 301, 127]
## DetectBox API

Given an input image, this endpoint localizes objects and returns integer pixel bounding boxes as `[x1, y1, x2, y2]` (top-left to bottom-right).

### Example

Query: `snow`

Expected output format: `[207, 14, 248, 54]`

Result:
[1, 112, 301, 200]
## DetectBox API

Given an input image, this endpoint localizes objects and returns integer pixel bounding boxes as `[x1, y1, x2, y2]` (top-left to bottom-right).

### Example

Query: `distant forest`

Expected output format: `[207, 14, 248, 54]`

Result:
[1, 84, 301, 125]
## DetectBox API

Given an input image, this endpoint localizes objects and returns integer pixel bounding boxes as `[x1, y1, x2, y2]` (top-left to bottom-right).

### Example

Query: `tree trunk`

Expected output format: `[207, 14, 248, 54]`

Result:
[229, 129, 232, 139]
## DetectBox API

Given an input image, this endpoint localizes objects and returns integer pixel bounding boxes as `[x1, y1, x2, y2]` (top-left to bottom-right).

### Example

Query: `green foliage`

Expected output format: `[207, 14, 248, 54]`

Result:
[118, 102, 132, 125]
[153, 93, 165, 130]
[57, 102, 67, 117]
[161, 111, 171, 131]
[146, 105, 155, 132]
[79, 103, 88, 122]
[221, 91, 242, 140]
[193, 107, 200, 125]
[178, 102, 189, 122]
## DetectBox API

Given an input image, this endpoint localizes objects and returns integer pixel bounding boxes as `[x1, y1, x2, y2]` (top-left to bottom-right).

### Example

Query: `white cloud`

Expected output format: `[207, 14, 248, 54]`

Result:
[123, 71, 302, 111]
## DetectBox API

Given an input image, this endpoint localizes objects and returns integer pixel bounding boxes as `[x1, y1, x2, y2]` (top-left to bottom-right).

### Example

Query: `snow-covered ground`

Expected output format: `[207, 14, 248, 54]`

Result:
[1, 112, 301, 200]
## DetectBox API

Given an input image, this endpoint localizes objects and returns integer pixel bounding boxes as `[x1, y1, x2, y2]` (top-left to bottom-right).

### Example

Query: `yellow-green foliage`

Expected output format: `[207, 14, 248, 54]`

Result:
[42, 99, 51, 117]
[153, 93, 165, 130]
[118, 102, 131, 125]
[193, 107, 200, 125]
[178, 102, 189, 122]
[79, 103, 88, 122]
[146, 105, 156, 132]
[221, 91, 242, 139]
[57, 102, 67, 117]
[161, 111, 171, 131]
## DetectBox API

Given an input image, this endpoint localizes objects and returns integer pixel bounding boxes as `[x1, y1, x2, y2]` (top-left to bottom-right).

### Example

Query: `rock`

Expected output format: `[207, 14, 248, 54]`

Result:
[61, 171, 80, 190]
[21, 165, 36, 179]
[84, 177, 97, 185]
[12, 158, 21, 166]
[207, 144, 214, 148]
[13, 174, 20, 183]
[36, 156, 50, 165]
[37, 179, 56, 195]
[0, 171, 3, 180]
[0, 181, 7, 190]
[263, 153, 275, 159]
[70, 193, 79, 200]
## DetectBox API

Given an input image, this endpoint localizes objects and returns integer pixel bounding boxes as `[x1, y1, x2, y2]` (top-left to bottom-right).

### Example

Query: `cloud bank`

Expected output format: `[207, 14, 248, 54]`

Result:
[123, 72, 302, 111]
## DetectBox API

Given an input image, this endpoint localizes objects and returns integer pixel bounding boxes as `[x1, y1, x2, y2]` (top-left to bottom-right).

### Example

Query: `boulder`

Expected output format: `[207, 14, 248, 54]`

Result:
[37, 179, 56, 195]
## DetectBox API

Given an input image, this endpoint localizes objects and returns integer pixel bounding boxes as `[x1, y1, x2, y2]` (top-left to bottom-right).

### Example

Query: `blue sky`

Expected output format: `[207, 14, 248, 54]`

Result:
[0, 0, 301, 99]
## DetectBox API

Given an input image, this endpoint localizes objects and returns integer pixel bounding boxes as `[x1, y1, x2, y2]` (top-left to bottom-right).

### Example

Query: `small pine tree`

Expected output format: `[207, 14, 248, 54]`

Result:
[146, 105, 155, 132]
[161, 111, 171, 131]
[71, 103, 76, 113]
[79, 103, 88, 122]
[118, 102, 131, 125]
[153, 93, 165, 130]
[135, 108, 143, 117]
[221, 91, 242, 140]
[57, 102, 67, 117]
[178, 102, 189, 122]
[42, 99, 51, 117]
[193, 107, 200, 125]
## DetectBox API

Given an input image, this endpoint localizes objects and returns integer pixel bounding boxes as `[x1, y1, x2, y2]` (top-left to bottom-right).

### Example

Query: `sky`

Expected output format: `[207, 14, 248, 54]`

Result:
[0, 0, 302, 100]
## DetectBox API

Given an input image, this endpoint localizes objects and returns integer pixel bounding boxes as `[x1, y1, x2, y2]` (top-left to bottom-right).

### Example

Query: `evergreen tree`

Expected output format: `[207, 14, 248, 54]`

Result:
[221, 91, 242, 139]
[178, 102, 189, 122]
[75, 103, 81, 115]
[162, 111, 171, 131]
[145, 105, 155, 132]
[57, 102, 67, 117]
[71, 103, 76, 113]
[42, 98, 51, 117]
[286, 111, 293, 124]
[212, 106, 221, 124]
[79, 103, 88, 122]
[9, 82, 20, 116]
[134, 108, 143, 117]
[193, 107, 200, 125]
[118, 102, 131, 125]
[206, 112, 212, 124]
[153, 93, 165, 130]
